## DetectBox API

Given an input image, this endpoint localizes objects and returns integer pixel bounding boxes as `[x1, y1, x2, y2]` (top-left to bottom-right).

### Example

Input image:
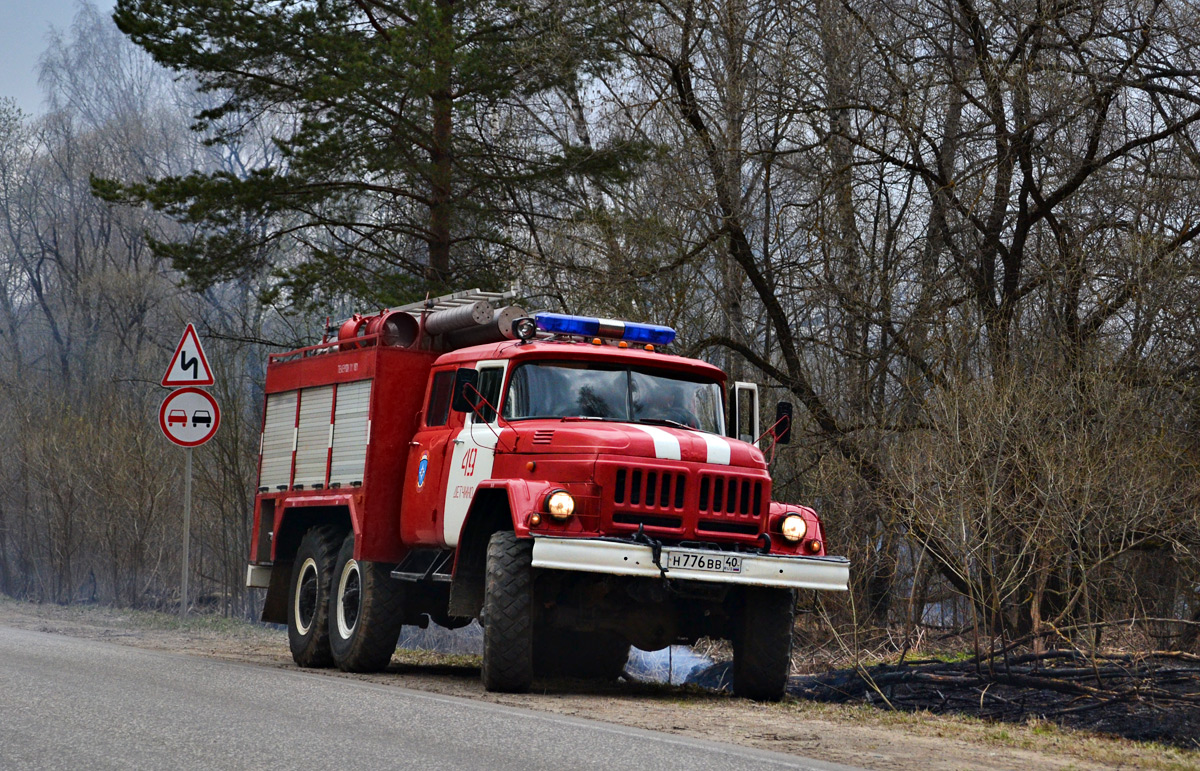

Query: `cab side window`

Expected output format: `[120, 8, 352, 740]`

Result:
[425, 370, 456, 427]
[476, 367, 504, 423]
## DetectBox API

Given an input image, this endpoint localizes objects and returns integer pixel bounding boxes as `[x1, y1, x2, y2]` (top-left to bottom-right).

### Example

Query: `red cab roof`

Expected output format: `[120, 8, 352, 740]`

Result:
[431, 339, 728, 383]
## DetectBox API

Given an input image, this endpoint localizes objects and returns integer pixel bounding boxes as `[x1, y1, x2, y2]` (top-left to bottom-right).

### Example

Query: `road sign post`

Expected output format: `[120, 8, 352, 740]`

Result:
[161, 325, 219, 617]
[182, 447, 192, 620]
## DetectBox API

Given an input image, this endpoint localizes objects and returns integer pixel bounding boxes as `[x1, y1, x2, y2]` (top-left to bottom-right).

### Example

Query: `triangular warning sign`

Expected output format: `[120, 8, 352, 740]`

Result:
[162, 323, 215, 387]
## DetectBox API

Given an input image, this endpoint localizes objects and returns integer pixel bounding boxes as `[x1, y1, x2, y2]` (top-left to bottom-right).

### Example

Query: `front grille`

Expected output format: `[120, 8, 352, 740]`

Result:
[606, 463, 767, 542]
[533, 429, 555, 444]
[698, 474, 762, 516]
[614, 468, 686, 509]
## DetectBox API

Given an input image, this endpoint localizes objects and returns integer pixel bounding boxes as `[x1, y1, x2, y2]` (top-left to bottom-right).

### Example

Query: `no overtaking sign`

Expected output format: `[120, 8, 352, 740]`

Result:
[160, 325, 220, 448]
[159, 387, 221, 447]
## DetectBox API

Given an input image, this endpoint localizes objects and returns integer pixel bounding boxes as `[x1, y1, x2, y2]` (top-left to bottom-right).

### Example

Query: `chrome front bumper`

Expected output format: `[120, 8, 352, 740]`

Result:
[530, 536, 850, 591]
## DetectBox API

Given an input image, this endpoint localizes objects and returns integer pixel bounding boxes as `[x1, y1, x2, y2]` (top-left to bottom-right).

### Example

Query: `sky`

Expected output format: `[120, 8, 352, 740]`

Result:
[0, 0, 117, 114]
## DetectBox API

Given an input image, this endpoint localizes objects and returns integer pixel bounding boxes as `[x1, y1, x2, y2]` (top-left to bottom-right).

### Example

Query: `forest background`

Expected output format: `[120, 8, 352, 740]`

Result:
[1, 0, 1198, 660]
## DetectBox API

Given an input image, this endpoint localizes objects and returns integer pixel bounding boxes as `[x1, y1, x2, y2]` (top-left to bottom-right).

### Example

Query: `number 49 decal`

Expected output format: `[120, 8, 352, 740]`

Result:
[460, 447, 478, 477]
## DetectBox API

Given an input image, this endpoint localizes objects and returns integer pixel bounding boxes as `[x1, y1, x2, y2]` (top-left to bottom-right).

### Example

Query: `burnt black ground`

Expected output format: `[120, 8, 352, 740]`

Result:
[686, 657, 1200, 749]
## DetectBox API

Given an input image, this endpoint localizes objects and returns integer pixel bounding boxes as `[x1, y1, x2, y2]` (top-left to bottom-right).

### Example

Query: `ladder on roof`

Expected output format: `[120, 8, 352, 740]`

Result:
[393, 286, 521, 314]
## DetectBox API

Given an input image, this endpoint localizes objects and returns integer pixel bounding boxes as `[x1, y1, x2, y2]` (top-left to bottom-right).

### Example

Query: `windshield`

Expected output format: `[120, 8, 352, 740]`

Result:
[502, 361, 725, 434]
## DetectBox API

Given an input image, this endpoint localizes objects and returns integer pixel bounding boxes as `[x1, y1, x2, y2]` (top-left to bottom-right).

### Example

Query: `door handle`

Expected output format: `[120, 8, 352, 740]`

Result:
[453, 439, 465, 445]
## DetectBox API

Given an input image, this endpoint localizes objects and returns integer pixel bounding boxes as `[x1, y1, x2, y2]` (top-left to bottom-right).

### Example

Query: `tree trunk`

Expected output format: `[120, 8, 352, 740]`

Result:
[427, 0, 455, 285]
[0, 502, 9, 596]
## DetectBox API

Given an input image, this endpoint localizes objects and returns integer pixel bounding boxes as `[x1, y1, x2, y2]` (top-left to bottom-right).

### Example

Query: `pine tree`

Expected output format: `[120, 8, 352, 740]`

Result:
[98, 0, 638, 306]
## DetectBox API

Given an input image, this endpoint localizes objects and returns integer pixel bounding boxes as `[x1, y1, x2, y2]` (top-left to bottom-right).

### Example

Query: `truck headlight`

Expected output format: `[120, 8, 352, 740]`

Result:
[546, 490, 575, 520]
[781, 514, 807, 543]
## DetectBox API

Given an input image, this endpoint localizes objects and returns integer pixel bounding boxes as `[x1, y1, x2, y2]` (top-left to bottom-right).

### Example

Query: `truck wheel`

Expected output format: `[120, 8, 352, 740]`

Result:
[328, 533, 406, 673]
[732, 587, 795, 701]
[481, 530, 535, 692]
[535, 630, 631, 680]
[287, 525, 341, 667]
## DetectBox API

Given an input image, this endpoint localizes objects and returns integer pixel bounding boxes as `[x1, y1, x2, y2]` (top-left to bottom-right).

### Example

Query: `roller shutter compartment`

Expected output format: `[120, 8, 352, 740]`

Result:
[330, 380, 372, 485]
[259, 391, 298, 489]
[293, 385, 334, 487]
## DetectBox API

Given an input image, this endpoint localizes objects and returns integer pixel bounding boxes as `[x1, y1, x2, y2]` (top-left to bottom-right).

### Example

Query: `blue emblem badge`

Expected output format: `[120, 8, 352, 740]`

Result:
[417, 453, 429, 487]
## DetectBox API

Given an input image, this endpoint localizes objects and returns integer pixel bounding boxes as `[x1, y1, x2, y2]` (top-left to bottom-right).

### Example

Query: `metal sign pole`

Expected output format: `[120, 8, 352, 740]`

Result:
[161, 324, 217, 620]
[181, 446, 192, 618]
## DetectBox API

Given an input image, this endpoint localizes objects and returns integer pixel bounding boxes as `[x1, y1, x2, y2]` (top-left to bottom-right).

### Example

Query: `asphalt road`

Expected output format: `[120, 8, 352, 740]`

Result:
[0, 625, 861, 771]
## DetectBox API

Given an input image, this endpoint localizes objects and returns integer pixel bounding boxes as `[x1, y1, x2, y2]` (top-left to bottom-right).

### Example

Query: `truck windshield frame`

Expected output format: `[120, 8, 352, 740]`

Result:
[502, 361, 725, 434]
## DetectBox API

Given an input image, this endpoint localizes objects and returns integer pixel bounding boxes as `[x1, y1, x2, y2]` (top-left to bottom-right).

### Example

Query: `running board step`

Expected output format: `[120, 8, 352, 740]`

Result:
[391, 548, 454, 583]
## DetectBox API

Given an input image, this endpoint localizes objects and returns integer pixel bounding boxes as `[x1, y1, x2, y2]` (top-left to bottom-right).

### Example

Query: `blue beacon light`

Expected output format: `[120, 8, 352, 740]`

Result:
[534, 313, 677, 346]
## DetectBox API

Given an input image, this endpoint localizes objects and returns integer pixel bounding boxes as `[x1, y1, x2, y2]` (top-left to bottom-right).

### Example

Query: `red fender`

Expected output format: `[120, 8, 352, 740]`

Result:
[458, 478, 559, 543]
[767, 501, 825, 556]
[274, 493, 364, 558]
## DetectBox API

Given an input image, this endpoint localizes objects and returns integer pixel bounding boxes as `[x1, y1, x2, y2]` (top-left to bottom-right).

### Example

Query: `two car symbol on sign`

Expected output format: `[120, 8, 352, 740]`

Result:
[159, 387, 220, 448]
[167, 409, 211, 428]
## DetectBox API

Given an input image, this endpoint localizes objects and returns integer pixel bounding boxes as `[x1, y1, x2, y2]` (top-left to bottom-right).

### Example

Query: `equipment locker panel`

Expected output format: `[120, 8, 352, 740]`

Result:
[330, 380, 371, 484]
[293, 385, 334, 487]
[259, 391, 298, 489]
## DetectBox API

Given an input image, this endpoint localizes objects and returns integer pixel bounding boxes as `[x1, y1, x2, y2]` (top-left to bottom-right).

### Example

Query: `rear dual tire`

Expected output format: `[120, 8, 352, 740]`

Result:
[286, 527, 404, 672]
[287, 526, 341, 668]
[328, 533, 405, 672]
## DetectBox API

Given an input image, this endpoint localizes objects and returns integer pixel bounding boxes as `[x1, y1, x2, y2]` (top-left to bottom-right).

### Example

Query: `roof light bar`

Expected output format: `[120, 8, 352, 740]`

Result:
[534, 312, 676, 346]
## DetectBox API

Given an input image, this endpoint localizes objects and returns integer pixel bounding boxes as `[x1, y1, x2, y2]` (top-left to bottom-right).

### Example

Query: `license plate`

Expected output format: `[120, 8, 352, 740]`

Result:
[664, 550, 742, 574]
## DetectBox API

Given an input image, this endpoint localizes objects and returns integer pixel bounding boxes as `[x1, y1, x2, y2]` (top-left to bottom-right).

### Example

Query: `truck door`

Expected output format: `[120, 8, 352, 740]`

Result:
[442, 360, 508, 547]
[402, 368, 462, 544]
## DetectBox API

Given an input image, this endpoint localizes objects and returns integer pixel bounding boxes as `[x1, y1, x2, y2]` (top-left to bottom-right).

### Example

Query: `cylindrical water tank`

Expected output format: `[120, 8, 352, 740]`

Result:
[441, 306, 527, 348]
[423, 300, 494, 336]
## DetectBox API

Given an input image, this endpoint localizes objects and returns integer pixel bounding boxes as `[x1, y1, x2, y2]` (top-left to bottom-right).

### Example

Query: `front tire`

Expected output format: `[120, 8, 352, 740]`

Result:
[287, 525, 341, 668]
[732, 587, 795, 701]
[481, 531, 535, 692]
[328, 533, 406, 673]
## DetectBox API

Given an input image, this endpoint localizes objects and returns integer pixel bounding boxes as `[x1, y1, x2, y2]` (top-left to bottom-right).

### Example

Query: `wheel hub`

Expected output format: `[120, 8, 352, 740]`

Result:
[294, 557, 319, 635]
[336, 559, 362, 638]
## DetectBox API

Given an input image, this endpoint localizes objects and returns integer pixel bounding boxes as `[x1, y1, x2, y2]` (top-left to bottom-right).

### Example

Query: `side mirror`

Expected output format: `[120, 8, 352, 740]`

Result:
[774, 402, 793, 444]
[451, 367, 479, 413]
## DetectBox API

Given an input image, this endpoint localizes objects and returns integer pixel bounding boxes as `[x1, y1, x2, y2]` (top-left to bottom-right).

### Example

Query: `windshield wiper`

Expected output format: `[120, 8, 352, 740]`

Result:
[635, 418, 695, 431]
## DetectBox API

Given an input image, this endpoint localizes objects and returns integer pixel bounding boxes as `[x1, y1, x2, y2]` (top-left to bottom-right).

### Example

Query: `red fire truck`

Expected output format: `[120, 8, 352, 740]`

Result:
[246, 289, 849, 700]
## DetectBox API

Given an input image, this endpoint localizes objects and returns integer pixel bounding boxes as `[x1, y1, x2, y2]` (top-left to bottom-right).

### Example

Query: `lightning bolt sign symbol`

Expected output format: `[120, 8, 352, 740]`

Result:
[180, 351, 199, 380]
[163, 324, 213, 388]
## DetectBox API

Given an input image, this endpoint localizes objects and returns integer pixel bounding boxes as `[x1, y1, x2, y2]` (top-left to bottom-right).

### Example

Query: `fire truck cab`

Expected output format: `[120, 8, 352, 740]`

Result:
[246, 289, 849, 700]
